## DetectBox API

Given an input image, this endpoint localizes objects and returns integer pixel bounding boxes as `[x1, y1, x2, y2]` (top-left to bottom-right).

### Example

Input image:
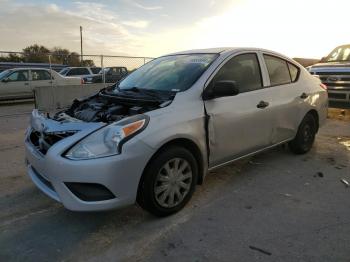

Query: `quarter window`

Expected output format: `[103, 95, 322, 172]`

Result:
[288, 63, 299, 82]
[264, 55, 291, 86]
[213, 53, 262, 93]
[31, 70, 52, 81]
[7, 71, 28, 82]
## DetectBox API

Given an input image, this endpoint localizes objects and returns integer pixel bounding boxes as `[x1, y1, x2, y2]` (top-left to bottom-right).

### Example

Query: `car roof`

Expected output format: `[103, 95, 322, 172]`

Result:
[7, 67, 52, 71]
[165, 47, 284, 56]
[167, 47, 231, 55]
[165, 47, 296, 63]
[64, 67, 100, 69]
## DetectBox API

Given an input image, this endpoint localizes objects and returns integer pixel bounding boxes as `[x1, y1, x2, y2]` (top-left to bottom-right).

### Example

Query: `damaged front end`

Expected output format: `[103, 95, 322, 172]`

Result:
[54, 87, 173, 123]
[27, 87, 174, 157]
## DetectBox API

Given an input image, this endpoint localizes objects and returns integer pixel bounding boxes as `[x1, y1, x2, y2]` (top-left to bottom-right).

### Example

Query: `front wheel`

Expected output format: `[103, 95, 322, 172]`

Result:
[289, 114, 317, 154]
[137, 146, 198, 217]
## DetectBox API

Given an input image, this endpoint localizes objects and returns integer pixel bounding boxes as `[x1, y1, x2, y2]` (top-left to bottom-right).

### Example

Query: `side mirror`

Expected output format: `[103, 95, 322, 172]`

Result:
[2, 78, 9, 83]
[203, 80, 239, 100]
[320, 56, 327, 62]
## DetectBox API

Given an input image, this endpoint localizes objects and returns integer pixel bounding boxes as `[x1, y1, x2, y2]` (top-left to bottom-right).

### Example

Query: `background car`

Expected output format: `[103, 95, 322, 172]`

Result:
[308, 44, 350, 108]
[59, 67, 101, 78]
[0, 68, 81, 101]
[83, 67, 128, 84]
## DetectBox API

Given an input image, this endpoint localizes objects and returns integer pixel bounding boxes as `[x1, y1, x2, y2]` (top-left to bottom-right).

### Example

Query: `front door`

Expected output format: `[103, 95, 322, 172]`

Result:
[30, 69, 54, 88]
[204, 53, 274, 167]
[0, 69, 31, 100]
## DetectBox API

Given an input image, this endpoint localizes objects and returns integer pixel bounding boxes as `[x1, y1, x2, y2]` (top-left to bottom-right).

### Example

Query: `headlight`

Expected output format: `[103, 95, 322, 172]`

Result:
[65, 115, 149, 160]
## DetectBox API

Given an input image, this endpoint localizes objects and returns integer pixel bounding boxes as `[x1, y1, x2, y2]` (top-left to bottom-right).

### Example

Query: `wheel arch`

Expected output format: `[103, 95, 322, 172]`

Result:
[137, 138, 205, 199]
[306, 109, 319, 133]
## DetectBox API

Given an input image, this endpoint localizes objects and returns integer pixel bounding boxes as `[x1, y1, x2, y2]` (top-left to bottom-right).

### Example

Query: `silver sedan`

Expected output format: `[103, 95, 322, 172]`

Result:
[25, 47, 328, 216]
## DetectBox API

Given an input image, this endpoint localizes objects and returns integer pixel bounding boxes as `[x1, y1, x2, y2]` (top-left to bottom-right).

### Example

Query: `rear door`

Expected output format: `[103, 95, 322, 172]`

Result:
[0, 69, 31, 100]
[204, 52, 275, 167]
[30, 69, 54, 88]
[261, 53, 303, 143]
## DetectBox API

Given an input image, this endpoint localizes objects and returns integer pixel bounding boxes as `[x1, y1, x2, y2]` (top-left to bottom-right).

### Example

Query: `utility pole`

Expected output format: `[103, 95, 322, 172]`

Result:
[80, 26, 83, 65]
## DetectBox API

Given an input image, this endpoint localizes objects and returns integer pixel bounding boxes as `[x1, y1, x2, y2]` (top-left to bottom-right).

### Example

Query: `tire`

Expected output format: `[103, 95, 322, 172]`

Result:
[137, 146, 198, 217]
[289, 113, 317, 154]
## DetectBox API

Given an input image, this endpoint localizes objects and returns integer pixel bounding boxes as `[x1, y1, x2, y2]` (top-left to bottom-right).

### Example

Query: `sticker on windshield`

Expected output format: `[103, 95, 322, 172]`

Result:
[171, 89, 181, 92]
[189, 58, 211, 65]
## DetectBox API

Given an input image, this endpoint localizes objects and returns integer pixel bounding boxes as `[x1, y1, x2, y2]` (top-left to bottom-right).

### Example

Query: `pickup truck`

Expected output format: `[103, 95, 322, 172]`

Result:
[308, 44, 350, 107]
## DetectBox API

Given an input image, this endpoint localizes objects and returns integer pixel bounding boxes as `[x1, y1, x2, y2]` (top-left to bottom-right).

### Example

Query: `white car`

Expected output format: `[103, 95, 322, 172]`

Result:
[59, 67, 101, 79]
[0, 68, 81, 101]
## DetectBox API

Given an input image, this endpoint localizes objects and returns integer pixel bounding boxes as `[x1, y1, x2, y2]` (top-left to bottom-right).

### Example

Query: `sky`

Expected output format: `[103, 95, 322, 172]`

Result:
[0, 0, 349, 59]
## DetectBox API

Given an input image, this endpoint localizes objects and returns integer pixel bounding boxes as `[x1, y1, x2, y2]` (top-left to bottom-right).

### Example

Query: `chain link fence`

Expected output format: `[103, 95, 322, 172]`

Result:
[0, 51, 154, 73]
[0, 51, 154, 106]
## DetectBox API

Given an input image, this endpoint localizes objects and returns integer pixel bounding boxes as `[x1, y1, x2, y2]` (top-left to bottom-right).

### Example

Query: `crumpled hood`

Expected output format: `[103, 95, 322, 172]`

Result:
[30, 109, 106, 134]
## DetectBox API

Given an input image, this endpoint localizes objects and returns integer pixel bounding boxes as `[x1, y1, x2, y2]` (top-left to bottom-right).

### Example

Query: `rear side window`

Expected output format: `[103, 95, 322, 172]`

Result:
[264, 55, 300, 85]
[32, 70, 52, 81]
[264, 55, 291, 86]
[213, 53, 262, 93]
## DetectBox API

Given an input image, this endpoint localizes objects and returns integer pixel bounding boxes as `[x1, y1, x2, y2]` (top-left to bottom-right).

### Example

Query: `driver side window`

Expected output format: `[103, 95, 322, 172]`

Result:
[212, 53, 262, 93]
[7, 71, 29, 82]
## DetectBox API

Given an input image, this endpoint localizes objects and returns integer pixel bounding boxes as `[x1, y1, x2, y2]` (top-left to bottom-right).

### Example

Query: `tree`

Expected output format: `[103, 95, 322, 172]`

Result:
[50, 47, 70, 64]
[0, 44, 95, 66]
[0, 53, 23, 62]
[22, 44, 50, 63]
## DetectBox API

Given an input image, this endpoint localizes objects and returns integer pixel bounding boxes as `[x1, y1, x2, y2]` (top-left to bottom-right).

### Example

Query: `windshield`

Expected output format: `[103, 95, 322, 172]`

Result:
[0, 70, 10, 80]
[117, 54, 218, 92]
[325, 45, 350, 62]
[91, 67, 101, 74]
[59, 68, 69, 75]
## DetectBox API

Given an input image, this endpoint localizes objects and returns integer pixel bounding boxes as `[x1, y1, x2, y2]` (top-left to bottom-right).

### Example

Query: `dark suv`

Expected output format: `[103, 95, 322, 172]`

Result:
[84, 67, 128, 84]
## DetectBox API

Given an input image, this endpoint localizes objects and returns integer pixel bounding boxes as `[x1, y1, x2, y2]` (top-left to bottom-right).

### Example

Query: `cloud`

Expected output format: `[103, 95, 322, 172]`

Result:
[132, 2, 163, 10]
[0, 1, 144, 57]
[122, 20, 150, 28]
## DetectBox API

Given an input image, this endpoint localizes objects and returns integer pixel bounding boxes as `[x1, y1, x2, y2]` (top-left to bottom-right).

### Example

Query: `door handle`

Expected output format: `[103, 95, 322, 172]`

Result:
[300, 92, 309, 99]
[257, 101, 269, 109]
[24, 83, 29, 86]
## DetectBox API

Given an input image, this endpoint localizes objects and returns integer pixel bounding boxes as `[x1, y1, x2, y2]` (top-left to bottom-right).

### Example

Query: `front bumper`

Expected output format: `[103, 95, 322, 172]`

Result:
[25, 133, 155, 211]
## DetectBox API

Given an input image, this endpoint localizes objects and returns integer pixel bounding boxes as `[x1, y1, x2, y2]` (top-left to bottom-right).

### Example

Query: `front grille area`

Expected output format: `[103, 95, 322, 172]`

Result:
[29, 131, 76, 155]
[319, 76, 350, 83]
[312, 71, 350, 102]
[328, 93, 347, 99]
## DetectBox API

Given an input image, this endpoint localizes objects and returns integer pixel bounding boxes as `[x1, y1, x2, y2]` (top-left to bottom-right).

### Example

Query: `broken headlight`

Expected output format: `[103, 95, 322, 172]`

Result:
[65, 115, 149, 160]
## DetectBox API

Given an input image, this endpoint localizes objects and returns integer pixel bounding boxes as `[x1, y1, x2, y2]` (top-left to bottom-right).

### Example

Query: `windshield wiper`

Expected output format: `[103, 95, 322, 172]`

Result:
[123, 87, 166, 100]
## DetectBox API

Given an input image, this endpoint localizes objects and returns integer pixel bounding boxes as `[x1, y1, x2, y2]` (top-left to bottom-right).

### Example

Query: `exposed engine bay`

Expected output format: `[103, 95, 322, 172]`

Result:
[54, 88, 173, 123]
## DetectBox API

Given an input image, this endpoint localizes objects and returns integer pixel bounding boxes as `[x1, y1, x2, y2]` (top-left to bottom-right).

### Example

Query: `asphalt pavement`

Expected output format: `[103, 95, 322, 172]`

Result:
[0, 104, 349, 262]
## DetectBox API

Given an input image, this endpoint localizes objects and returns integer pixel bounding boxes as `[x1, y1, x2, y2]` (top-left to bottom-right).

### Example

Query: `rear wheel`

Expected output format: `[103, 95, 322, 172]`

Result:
[137, 146, 198, 217]
[289, 114, 317, 154]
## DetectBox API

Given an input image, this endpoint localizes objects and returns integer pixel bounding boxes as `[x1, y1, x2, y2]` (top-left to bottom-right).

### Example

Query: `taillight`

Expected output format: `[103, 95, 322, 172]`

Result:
[320, 83, 327, 90]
